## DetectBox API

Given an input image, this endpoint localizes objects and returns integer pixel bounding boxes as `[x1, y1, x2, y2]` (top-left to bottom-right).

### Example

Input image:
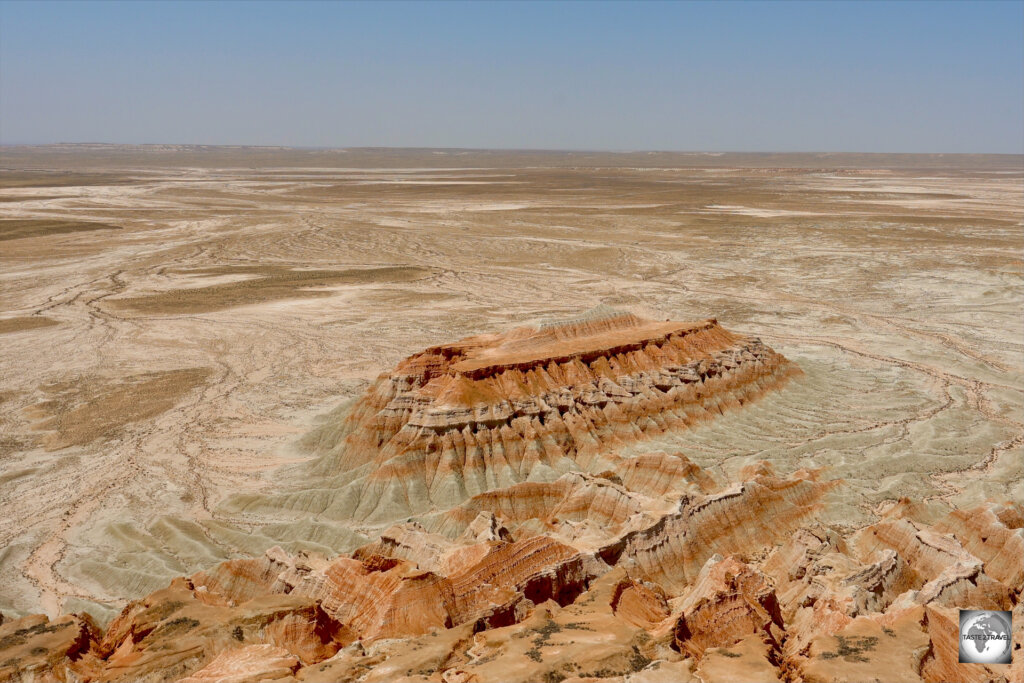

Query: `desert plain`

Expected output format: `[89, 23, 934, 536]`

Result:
[0, 146, 1022, 682]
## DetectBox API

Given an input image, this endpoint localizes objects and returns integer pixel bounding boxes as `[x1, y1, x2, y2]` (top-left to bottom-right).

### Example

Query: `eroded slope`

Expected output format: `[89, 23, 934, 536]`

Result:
[4, 459, 1020, 683]
[233, 309, 796, 526]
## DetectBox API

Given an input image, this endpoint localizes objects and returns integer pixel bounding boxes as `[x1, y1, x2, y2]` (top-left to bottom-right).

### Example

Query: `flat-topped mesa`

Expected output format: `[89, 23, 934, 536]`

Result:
[331, 309, 798, 519]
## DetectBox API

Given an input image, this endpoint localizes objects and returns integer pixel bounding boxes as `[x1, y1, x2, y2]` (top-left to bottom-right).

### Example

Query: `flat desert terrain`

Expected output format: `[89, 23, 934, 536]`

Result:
[0, 147, 1021, 681]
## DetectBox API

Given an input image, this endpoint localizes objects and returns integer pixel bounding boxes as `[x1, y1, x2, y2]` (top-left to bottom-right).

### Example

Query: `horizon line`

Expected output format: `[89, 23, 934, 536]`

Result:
[2, 142, 1023, 157]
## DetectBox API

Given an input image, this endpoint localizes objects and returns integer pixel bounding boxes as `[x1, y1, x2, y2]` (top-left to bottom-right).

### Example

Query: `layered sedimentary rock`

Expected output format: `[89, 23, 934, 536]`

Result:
[0, 614, 102, 682]
[5, 313, 1021, 682]
[178, 645, 300, 683]
[312, 309, 797, 522]
[5, 470, 1023, 682]
[671, 555, 784, 660]
[609, 576, 670, 629]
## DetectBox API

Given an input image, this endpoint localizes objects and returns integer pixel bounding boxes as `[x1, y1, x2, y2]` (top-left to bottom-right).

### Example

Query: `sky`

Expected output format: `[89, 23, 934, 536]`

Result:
[1, 0, 1022, 153]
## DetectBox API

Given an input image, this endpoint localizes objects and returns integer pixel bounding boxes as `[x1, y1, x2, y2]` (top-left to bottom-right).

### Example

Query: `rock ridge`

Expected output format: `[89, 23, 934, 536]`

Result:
[304, 310, 799, 523]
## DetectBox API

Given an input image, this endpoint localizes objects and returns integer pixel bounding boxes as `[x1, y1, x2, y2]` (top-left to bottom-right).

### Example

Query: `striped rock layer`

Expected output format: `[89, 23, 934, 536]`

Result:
[327, 311, 797, 520]
[6, 465, 1020, 683]
[8, 313, 1019, 682]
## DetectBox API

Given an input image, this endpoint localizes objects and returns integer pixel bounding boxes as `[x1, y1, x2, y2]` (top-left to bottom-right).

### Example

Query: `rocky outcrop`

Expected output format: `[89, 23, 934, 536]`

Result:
[310, 309, 797, 522]
[95, 577, 351, 681]
[616, 450, 717, 497]
[609, 577, 670, 629]
[7, 476, 1022, 683]
[178, 645, 300, 683]
[0, 613, 102, 682]
[5, 313, 1020, 683]
[671, 556, 784, 660]
[608, 468, 836, 591]
[290, 535, 598, 641]
[445, 472, 649, 532]
[933, 504, 1024, 591]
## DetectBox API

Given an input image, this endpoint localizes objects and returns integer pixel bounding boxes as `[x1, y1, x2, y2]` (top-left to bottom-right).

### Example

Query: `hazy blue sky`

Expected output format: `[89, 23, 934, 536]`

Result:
[1, 1, 1022, 152]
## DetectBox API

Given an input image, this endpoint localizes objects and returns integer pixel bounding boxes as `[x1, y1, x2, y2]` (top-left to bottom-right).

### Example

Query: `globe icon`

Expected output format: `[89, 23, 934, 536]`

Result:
[959, 611, 1012, 664]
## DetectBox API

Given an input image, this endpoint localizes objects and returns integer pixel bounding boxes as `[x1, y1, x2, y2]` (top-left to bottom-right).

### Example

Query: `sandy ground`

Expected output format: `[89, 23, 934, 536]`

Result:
[0, 147, 1021, 622]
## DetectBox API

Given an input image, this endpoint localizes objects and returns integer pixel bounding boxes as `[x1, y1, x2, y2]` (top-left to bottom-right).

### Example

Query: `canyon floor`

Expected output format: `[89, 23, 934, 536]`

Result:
[0, 147, 1021, 682]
